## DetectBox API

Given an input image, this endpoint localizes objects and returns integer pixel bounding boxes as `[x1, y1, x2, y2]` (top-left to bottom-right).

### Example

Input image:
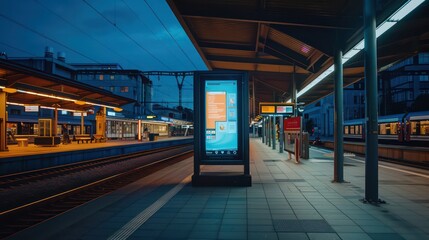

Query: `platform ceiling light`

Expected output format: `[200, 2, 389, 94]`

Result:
[1, 87, 17, 93]
[74, 100, 86, 105]
[295, 0, 425, 99]
[6, 102, 24, 106]
[6, 102, 80, 112]
[1, 87, 120, 110]
[113, 107, 123, 112]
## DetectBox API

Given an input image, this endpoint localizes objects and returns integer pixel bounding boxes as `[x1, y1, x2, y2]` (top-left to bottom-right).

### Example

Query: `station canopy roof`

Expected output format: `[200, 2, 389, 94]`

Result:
[168, 0, 429, 116]
[0, 59, 135, 112]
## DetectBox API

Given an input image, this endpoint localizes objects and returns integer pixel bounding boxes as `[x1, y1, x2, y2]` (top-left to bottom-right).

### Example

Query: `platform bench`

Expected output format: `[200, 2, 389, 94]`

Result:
[74, 134, 92, 144]
[16, 138, 28, 147]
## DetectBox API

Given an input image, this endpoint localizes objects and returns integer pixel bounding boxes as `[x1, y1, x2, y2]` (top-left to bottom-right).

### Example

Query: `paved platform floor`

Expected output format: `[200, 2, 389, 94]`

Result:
[9, 138, 429, 240]
[0, 136, 186, 159]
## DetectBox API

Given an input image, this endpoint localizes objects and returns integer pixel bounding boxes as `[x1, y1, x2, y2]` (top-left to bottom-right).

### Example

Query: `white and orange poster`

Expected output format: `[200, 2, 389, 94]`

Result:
[206, 92, 226, 129]
[205, 80, 238, 156]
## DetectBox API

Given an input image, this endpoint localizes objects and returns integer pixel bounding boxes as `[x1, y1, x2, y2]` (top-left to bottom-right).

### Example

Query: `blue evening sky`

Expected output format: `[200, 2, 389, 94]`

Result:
[0, 0, 207, 109]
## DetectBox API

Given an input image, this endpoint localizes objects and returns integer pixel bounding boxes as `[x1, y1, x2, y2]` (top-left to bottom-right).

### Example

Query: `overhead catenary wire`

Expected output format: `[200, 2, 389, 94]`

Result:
[0, 41, 38, 57]
[0, 13, 101, 63]
[142, 0, 199, 70]
[120, 0, 184, 68]
[82, 0, 172, 70]
[33, 0, 140, 69]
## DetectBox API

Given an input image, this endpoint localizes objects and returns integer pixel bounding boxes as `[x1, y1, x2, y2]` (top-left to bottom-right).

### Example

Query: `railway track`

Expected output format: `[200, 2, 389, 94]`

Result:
[0, 144, 191, 189]
[0, 146, 193, 239]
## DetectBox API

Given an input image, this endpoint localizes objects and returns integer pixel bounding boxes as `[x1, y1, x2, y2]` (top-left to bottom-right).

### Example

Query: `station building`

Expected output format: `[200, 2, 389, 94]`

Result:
[5, 47, 153, 138]
[10, 47, 153, 117]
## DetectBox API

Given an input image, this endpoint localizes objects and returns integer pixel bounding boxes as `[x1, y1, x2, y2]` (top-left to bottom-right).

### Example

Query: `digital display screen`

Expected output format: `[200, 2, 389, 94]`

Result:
[276, 105, 293, 114]
[205, 80, 238, 157]
[261, 105, 275, 114]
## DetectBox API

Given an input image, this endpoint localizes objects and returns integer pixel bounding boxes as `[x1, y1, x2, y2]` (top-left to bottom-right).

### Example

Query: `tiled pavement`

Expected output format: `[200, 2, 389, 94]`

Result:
[10, 138, 429, 240]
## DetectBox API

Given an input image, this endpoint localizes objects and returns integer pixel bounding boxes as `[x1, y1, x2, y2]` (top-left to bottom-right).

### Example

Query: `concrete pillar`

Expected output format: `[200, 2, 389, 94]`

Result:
[268, 117, 271, 147]
[0, 92, 7, 151]
[262, 117, 265, 143]
[292, 65, 297, 116]
[272, 116, 276, 150]
[279, 116, 284, 153]
[364, 0, 380, 203]
[96, 107, 107, 139]
[81, 112, 85, 134]
[53, 106, 58, 136]
[138, 119, 142, 141]
[334, 49, 344, 182]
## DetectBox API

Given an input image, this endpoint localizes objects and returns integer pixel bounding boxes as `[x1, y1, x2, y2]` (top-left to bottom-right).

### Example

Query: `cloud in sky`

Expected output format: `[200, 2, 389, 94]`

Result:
[0, 0, 206, 108]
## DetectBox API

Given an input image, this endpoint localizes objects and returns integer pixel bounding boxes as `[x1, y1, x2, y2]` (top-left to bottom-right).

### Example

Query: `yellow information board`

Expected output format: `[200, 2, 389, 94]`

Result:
[261, 105, 275, 114]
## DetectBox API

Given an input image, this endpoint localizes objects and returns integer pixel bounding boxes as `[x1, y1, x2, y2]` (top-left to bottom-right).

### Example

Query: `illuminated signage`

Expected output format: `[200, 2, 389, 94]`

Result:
[205, 80, 238, 157]
[259, 102, 294, 115]
[284, 116, 301, 131]
[73, 112, 87, 117]
[24, 105, 39, 112]
[261, 105, 275, 114]
[276, 105, 293, 114]
[193, 71, 250, 186]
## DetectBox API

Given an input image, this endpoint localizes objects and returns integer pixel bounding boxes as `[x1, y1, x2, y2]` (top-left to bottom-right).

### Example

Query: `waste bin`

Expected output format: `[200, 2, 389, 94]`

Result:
[149, 133, 159, 141]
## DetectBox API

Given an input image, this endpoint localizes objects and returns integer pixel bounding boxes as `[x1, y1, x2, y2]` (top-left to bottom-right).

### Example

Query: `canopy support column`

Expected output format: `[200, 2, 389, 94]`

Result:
[364, 0, 382, 204]
[333, 49, 344, 183]
[81, 112, 85, 134]
[0, 92, 7, 151]
[96, 107, 107, 140]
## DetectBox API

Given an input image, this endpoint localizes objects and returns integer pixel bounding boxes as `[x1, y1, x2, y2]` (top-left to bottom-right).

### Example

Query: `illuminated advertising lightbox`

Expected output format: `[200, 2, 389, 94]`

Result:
[193, 71, 250, 186]
[204, 80, 238, 157]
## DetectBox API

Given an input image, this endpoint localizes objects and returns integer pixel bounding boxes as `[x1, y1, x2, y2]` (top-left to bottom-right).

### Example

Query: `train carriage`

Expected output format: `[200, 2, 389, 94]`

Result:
[344, 111, 429, 146]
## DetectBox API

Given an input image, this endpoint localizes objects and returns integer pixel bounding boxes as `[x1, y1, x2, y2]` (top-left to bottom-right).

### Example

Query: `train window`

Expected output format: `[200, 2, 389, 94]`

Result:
[410, 121, 419, 135]
[350, 126, 355, 134]
[390, 123, 397, 135]
[420, 120, 429, 135]
[344, 126, 349, 134]
[160, 125, 167, 133]
[379, 124, 387, 135]
[358, 125, 362, 135]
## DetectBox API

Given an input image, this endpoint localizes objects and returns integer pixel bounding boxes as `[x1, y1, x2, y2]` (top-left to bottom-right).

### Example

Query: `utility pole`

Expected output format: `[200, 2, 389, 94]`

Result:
[175, 72, 186, 108]
[142, 71, 194, 109]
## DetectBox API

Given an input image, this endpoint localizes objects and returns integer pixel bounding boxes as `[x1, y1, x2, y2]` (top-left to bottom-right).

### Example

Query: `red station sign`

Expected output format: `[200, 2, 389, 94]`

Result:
[284, 116, 301, 131]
